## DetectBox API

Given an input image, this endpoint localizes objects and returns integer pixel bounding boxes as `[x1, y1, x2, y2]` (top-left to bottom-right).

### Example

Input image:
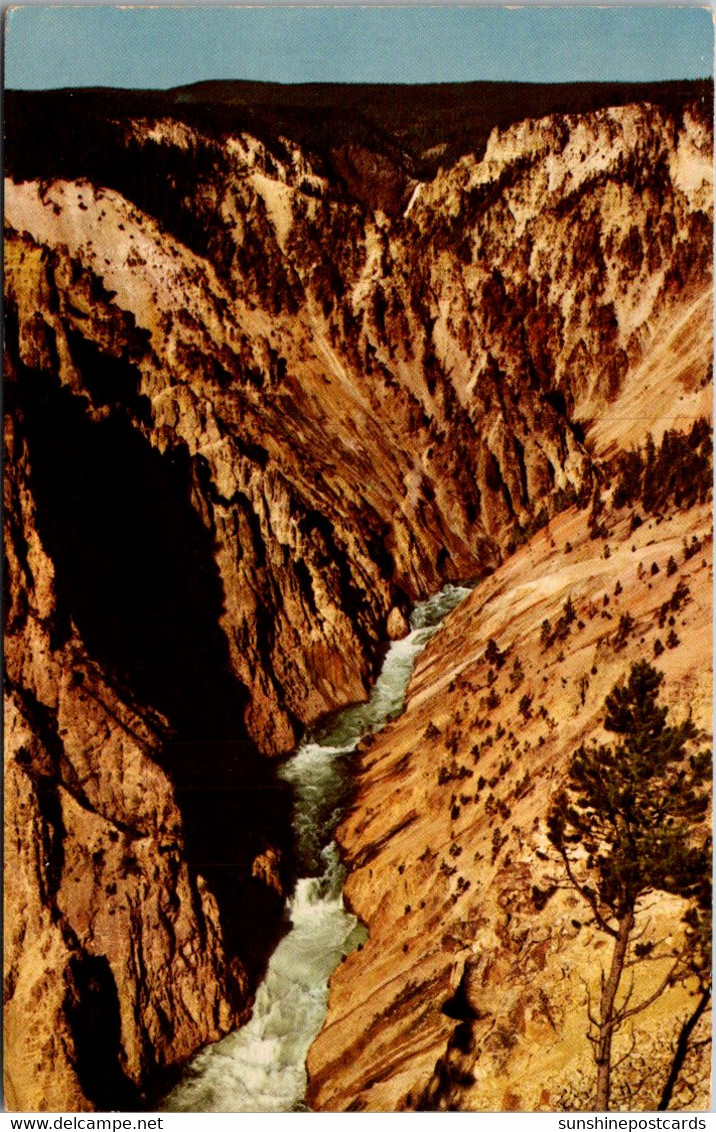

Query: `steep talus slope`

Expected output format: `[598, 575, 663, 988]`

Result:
[4, 85, 712, 1109]
[307, 498, 713, 1112]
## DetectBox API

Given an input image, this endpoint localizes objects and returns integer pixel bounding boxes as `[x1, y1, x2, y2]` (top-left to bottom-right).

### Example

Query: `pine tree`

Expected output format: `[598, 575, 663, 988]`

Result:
[547, 661, 710, 1110]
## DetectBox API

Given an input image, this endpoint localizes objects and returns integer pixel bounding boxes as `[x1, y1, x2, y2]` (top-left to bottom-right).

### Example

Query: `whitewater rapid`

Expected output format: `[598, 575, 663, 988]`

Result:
[164, 582, 472, 1113]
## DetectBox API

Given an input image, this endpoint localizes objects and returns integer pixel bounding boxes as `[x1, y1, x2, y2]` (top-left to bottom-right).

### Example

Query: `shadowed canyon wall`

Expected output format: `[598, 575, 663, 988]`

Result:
[4, 81, 712, 1109]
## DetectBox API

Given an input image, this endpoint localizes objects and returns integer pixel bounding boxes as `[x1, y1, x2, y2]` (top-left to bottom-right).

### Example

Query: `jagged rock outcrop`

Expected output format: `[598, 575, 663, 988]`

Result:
[7, 94, 712, 749]
[4, 82, 712, 1109]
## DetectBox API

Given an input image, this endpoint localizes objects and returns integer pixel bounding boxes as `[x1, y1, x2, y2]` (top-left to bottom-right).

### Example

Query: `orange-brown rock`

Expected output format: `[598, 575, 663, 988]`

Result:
[307, 497, 713, 1112]
[386, 607, 410, 640]
[306, 273, 713, 1110]
[3, 410, 249, 1111]
[4, 82, 712, 1110]
[6, 94, 711, 754]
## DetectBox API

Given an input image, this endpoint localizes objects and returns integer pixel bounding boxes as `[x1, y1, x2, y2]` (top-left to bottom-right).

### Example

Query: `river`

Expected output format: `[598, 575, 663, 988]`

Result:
[163, 582, 472, 1113]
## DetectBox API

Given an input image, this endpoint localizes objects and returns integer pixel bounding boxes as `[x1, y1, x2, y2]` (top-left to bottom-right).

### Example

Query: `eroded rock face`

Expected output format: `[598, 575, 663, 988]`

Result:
[307, 499, 713, 1113]
[3, 410, 249, 1111]
[303, 99, 713, 1106]
[4, 86, 712, 1110]
[7, 96, 711, 753]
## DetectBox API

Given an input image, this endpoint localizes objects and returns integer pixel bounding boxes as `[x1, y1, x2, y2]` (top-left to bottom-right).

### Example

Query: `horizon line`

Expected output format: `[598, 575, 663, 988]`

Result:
[7, 75, 714, 93]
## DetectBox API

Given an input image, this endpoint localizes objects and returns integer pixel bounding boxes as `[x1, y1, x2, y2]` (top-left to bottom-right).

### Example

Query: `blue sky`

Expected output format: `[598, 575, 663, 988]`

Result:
[4, 5, 714, 90]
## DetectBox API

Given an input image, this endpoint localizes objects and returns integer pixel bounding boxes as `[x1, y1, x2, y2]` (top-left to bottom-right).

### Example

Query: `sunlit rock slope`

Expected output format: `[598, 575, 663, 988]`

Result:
[4, 80, 712, 1109]
[308, 498, 712, 1112]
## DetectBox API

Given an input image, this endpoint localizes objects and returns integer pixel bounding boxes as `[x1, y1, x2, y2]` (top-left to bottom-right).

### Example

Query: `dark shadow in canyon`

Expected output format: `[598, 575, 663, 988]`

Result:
[64, 954, 142, 1111]
[5, 319, 294, 986]
[4, 80, 711, 239]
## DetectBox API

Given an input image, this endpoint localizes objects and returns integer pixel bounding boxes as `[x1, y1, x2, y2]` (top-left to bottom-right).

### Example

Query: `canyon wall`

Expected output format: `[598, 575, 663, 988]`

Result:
[308, 489, 713, 1113]
[4, 84, 712, 1109]
[4, 404, 250, 1111]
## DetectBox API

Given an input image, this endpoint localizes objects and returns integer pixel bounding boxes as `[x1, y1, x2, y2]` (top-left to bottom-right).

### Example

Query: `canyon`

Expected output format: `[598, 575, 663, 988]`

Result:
[3, 80, 712, 1111]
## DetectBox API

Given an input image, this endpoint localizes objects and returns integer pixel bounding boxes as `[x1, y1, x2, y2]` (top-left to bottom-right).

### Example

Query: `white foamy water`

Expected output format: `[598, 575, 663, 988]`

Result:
[164, 583, 472, 1113]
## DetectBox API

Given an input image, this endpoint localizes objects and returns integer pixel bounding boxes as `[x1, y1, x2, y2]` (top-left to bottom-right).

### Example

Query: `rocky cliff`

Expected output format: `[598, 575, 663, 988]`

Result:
[4, 82, 712, 1109]
[3, 401, 252, 1110]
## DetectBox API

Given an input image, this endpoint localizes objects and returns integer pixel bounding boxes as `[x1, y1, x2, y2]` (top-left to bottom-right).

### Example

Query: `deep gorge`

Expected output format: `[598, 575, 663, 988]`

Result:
[3, 78, 712, 1111]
